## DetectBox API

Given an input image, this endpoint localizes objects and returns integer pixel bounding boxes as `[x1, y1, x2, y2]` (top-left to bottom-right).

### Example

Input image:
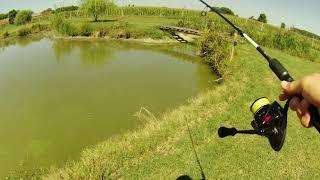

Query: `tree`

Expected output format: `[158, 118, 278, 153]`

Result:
[15, 10, 33, 25]
[211, 7, 235, 16]
[8, 9, 18, 24]
[218, 7, 235, 16]
[80, 0, 115, 22]
[257, 13, 267, 23]
[281, 22, 286, 29]
[0, 13, 8, 20]
[55, 6, 79, 13]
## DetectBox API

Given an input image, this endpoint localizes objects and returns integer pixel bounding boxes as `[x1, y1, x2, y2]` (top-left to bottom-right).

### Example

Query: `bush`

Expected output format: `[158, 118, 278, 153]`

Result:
[50, 15, 77, 36]
[199, 29, 232, 77]
[8, 9, 17, 24]
[17, 26, 32, 36]
[31, 23, 50, 33]
[15, 10, 33, 25]
[257, 13, 267, 23]
[212, 7, 235, 16]
[77, 23, 92, 36]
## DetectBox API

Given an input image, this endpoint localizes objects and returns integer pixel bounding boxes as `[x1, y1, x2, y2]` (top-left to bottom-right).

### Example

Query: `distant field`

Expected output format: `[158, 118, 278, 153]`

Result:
[1, 6, 319, 62]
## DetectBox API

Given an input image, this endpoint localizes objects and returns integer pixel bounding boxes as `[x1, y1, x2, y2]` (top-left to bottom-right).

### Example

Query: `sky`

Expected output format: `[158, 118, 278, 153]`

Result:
[0, 0, 319, 35]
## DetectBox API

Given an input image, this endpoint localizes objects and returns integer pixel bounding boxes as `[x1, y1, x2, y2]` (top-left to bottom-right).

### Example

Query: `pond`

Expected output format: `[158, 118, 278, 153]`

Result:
[0, 38, 213, 177]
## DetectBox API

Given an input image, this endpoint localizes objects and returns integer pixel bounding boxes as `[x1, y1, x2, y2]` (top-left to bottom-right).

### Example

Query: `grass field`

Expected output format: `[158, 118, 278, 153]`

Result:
[43, 43, 320, 179]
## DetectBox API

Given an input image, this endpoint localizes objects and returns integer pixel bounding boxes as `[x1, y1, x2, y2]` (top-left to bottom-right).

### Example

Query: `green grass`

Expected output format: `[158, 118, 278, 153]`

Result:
[43, 44, 320, 179]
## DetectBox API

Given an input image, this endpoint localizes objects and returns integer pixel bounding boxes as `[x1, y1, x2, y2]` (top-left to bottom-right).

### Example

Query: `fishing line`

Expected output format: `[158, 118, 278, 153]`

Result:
[183, 116, 206, 180]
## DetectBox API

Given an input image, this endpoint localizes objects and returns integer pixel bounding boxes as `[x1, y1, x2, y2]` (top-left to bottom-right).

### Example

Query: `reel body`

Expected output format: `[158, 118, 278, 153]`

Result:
[218, 97, 287, 151]
[250, 98, 287, 151]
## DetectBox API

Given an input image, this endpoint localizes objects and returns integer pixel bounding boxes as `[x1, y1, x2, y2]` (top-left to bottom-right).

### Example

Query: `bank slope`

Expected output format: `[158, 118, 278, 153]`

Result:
[45, 44, 320, 179]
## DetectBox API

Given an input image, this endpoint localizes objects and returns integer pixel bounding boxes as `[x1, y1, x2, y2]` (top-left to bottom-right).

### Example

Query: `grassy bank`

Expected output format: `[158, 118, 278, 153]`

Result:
[0, 15, 175, 41]
[41, 44, 320, 179]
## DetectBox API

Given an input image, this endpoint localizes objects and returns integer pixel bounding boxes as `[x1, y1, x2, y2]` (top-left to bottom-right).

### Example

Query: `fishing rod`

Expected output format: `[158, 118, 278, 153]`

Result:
[197, 0, 320, 135]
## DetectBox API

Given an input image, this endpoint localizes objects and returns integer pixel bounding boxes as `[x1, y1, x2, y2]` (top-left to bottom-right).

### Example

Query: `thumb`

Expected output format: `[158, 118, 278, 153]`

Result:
[281, 81, 303, 95]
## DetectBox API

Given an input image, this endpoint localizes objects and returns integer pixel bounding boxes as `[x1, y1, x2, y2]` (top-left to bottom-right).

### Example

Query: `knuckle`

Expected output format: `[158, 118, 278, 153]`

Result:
[301, 76, 312, 88]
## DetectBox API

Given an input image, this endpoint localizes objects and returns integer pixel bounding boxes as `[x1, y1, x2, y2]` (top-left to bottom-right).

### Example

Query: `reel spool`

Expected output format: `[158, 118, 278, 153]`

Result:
[218, 97, 287, 151]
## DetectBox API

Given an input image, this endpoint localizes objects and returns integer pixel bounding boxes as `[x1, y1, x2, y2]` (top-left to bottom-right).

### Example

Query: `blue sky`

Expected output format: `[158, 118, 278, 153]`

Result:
[0, 0, 319, 35]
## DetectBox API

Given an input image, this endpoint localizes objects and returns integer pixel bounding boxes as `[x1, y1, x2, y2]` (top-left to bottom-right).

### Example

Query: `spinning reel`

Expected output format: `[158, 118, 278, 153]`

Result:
[218, 97, 289, 151]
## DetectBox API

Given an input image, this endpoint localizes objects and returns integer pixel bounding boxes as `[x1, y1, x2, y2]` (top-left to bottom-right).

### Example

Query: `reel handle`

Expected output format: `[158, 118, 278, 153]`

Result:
[218, 127, 237, 138]
[218, 127, 260, 138]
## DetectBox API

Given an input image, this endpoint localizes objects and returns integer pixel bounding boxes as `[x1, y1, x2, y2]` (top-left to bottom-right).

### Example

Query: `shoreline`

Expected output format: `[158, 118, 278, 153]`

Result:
[0, 31, 181, 48]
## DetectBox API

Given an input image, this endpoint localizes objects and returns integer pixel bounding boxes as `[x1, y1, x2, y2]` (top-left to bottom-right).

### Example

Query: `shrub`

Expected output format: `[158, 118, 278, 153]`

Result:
[8, 9, 17, 24]
[50, 15, 77, 36]
[77, 23, 92, 36]
[15, 10, 33, 25]
[212, 7, 235, 16]
[199, 29, 232, 77]
[31, 23, 50, 33]
[257, 13, 267, 23]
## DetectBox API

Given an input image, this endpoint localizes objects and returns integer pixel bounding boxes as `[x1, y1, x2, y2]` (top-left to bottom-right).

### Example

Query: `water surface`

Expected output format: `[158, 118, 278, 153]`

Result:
[0, 38, 213, 177]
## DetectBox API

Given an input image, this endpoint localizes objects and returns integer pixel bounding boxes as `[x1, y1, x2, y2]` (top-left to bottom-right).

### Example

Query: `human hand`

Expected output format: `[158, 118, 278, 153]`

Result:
[279, 74, 320, 128]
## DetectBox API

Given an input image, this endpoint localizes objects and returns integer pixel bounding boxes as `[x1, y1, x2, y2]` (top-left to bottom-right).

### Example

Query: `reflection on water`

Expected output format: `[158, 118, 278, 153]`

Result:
[0, 38, 213, 177]
[0, 36, 43, 50]
[53, 40, 114, 64]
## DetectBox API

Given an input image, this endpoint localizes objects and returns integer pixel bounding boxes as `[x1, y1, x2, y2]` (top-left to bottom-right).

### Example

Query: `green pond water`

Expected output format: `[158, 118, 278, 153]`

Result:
[0, 38, 213, 177]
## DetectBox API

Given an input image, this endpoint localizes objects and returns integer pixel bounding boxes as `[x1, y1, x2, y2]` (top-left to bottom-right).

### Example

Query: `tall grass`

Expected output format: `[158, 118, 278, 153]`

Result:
[16, 26, 32, 36]
[199, 29, 232, 77]
[50, 15, 77, 36]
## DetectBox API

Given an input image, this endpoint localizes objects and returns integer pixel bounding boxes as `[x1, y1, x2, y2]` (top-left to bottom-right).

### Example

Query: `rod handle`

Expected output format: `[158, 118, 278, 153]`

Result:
[269, 58, 294, 82]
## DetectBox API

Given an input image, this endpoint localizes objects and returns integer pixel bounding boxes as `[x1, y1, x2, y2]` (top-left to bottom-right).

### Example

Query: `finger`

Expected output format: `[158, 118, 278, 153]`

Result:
[300, 111, 311, 128]
[289, 97, 301, 112]
[281, 80, 303, 95]
[299, 99, 312, 128]
[279, 93, 289, 101]
[300, 99, 311, 114]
